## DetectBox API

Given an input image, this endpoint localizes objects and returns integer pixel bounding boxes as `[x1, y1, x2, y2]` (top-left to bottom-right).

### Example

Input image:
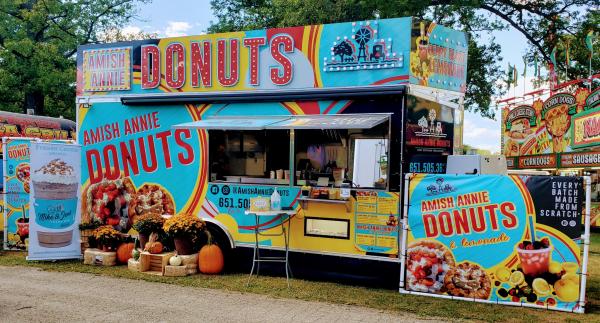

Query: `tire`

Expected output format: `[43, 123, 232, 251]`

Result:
[204, 222, 233, 272]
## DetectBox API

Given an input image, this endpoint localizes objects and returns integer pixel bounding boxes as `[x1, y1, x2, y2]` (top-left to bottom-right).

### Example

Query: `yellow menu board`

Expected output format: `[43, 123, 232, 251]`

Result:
[354, 191, 399, 254]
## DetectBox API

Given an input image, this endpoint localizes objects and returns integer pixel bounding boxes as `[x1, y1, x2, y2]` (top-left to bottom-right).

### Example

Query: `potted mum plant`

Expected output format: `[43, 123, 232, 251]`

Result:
[79, 219, 102, 251]
[92, 225, 122, 252]
[132, 212, 165, 249]
[163, 213, 206, 255]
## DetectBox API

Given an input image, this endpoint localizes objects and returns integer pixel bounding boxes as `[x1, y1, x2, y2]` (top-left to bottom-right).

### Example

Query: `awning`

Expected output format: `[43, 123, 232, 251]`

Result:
[173, 116, 286, 130]
[173, 113, 391, 131]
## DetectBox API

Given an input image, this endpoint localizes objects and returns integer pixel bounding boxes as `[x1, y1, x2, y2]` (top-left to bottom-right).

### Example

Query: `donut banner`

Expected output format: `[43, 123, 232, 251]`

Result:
[2, 138, 31, 250]
[401, 174, 589, 313]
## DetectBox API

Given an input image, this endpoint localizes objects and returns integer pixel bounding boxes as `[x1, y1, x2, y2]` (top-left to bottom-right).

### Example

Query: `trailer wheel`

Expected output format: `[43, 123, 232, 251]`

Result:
[204, 222, 233, 271]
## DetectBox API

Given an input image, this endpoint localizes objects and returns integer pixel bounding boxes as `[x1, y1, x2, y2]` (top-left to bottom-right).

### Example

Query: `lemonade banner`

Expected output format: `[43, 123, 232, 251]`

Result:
[3, 138, 32, 250]
[400, 174, 590, 313]
[28, 141, 82, 260]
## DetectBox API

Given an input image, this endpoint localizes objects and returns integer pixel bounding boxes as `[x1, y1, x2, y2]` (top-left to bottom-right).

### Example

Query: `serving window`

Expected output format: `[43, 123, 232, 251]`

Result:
[208, 129, 290, 185]
[173, 113, 391, 188]
[294, 120, 390, 189]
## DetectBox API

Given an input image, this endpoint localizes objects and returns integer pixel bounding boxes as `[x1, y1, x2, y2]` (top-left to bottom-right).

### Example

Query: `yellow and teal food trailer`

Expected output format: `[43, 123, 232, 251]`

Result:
[76, 17, 467, 267]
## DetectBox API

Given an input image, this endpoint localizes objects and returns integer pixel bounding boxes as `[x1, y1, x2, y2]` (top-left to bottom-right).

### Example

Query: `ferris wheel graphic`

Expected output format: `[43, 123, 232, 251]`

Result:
[354, 27, 372, 61]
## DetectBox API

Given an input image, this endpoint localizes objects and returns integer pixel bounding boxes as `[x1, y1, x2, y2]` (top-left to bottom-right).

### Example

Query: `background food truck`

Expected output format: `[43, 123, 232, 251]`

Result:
[76, 17, 467, 274]
[1, 111, 76, 248]
[502, 87, 600, 226]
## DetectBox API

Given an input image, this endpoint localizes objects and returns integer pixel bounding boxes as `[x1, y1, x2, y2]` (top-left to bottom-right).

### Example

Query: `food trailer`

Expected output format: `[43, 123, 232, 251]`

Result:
[1, 111, 76, 249]
[502, 87, 600, 226]
[77, 17, 467, 264]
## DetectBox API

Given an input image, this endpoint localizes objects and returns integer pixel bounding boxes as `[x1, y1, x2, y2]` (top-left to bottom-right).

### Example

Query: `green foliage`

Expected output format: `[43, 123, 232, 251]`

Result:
[0, 0, 149, 119]
[209, 1, 597, 119]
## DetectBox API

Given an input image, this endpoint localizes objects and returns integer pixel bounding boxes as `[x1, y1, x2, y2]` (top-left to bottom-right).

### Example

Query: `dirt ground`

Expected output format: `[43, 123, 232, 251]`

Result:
[0, 266, 441, 323]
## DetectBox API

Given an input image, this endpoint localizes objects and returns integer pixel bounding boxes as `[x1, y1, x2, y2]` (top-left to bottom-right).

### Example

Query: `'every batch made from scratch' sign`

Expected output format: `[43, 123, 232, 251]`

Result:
[402, 174, 587, 313]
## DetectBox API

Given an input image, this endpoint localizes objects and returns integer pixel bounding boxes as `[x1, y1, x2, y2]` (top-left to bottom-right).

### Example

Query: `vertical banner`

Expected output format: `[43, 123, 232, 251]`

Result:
[28, 141, 81, 260]
[3, 138, 31, 250]
[401, 174, 588, 313]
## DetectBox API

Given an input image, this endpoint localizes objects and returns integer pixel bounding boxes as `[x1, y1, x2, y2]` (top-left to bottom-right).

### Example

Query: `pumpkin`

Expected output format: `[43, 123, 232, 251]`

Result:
[117, 242, 135, 264]
[132, 248, 141, 261]
[169, 255, 182, 266]
[144, 232, 163, 254]
[199, 230, 224, 274]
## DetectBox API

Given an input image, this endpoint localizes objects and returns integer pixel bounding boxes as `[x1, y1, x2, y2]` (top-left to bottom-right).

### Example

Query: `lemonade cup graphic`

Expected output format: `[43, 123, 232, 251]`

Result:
[32, 159, 78, 248]
[516, 245, 553, 276]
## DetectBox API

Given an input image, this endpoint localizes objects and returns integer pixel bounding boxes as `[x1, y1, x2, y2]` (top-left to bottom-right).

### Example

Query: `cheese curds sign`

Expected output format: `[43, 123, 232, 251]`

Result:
[402, 174, 587, 313]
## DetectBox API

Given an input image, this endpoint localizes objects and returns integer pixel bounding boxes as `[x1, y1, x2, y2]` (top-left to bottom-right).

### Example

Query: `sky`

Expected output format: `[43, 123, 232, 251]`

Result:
[128, 0, 537, 154]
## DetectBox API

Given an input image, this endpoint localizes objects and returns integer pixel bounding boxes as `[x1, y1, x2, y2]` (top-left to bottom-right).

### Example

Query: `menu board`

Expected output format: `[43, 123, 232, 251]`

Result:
[354, 190, 400, 254]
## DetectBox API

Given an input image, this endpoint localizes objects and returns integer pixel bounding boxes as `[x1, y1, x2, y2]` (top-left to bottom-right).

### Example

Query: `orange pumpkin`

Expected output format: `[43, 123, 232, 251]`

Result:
[144, 232, 164, 254]
[146, 241, 163, 254]
[117, 242, 135, 264]
[199, 231, 224, 274]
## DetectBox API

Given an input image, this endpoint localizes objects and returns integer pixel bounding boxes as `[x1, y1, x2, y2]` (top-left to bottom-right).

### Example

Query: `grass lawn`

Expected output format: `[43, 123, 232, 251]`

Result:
[1, 235, 599, 322]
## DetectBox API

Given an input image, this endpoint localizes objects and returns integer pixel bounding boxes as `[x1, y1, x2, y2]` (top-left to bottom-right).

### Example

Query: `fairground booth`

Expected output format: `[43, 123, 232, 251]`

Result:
[502, 85, 600, 226]
[1, 111, 76, 250]
[76, 17, 466, 275]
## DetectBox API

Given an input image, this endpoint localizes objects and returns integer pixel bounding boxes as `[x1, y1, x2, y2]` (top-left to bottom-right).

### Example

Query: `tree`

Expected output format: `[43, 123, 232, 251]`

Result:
[99, 27, 158, 43]
[0, 0, 149, 120]
[209, 0, 597, 119]
[333, 41, 353, 62]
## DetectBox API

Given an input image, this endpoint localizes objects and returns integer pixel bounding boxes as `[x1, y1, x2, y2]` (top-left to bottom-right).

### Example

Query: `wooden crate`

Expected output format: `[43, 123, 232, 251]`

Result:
[83, 248, 116, 266]
[128, 258, 141, 272]
[139, 251, 175, 276]
[79, 229, 94, 249]
[161, 253, 199, 276]
[164, 265, 187, 277]
[186, 263, 198, 275]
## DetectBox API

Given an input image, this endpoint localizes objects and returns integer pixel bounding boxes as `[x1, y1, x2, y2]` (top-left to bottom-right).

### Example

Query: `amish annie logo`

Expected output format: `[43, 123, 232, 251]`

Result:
[425, 177, 455, 196]
[83, 47, 131, 92]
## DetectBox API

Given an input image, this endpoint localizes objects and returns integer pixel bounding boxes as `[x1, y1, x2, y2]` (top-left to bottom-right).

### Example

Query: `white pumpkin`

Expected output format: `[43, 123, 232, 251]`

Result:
[169, 255, 182, 266]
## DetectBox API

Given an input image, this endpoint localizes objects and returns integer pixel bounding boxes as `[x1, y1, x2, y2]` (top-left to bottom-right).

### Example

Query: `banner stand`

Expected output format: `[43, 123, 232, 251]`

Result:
[579, 176, 591, 312]
[398, 173, 412, 292]
[26, 140, 82, 261]
[2, 137, 36, 251]
[399, 173, 591, 314]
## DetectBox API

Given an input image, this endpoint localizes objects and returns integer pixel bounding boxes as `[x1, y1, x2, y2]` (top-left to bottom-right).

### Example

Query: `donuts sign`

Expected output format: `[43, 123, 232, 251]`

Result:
[403, 174, 588, 313]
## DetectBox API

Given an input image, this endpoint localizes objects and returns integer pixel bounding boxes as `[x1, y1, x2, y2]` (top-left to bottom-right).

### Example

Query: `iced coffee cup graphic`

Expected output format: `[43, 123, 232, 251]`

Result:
[32, 159, 78, 248]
